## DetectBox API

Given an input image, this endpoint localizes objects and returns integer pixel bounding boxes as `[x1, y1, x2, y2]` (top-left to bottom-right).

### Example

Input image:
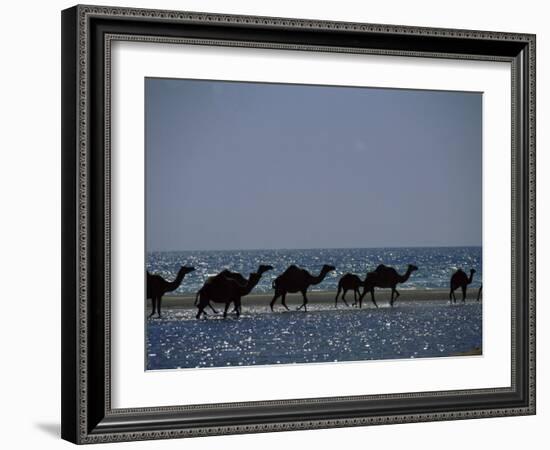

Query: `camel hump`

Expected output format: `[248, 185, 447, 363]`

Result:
[375, 264, 387, 271]
[281, 264, 303, 276]
[341, 273, 355, 281]
[203, 274, 218, 286]
[220, 269, 247, 284]
[450, 268, 467, 282]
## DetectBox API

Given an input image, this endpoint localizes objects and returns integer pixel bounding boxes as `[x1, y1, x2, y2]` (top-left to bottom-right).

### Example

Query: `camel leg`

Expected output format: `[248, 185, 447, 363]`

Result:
[233, 299, 241, 318]
[223, 303, 230, 318]
[360, 289, 368, 308]
[391, 289, 400, 307]
[344, 290, 352, 308]
[156, 297, 162, 318]
[370, 290, 378, 308]
[281, 293, 289, 311]
[450, 289, 457, 304]
[270, 293, 281, 311]
[356, 292, 362, 308]
[297, 291, 309, 311]
[196, 304, 206, 319]
[209, 303, 219, 314]
[149, 298, 156, 318]
[477, 285, 482, 302]
[461, 287, 467, 303]
[341, 289, 350, 307]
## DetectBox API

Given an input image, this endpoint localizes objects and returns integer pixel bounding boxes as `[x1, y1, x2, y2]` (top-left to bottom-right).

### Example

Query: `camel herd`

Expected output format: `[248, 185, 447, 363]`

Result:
[146, 263, 481, 319]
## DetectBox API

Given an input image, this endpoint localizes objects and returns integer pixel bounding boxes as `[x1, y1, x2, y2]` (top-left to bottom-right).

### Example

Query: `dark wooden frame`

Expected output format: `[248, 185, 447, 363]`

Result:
[61, 4, 536, 444]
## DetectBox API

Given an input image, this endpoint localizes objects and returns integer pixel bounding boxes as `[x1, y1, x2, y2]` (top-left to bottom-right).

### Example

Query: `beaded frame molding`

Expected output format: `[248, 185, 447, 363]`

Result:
[61, 4, 536, 444]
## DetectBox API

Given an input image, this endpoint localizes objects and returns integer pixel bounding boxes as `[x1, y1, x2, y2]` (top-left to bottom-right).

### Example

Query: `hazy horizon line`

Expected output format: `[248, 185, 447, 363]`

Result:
[147, 244, 483, 253]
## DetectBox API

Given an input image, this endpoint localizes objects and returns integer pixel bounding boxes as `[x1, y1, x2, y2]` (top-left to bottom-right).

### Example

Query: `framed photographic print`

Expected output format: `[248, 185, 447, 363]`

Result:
[61, 4, 536, 444]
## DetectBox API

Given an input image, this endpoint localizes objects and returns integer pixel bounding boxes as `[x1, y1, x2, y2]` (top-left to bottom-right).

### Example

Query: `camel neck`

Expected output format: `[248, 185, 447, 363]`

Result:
[399, 268, 413, 283]
[166, 270, 185, 290]
[311, 270, 329, 285]
[242, 274, 261, 295]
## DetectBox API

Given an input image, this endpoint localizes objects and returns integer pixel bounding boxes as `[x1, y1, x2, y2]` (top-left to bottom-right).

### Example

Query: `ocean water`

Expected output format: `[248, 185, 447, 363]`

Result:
[147, 301, 482, 370]
[146, 247, 482, 370]
[146, 246, 482, 295]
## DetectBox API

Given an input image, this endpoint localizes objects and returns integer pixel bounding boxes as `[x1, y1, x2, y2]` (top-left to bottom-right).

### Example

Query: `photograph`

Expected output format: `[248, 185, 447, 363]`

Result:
[58, 3, 536, 444]
[145, 78, 483, 370]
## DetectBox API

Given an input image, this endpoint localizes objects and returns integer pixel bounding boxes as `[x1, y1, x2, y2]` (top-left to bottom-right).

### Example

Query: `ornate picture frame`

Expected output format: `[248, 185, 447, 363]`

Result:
[61, 4, 535, 444]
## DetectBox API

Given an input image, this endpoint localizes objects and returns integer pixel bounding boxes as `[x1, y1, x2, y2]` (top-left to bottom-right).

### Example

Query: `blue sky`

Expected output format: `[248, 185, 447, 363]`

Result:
[146, 78, 482, 251]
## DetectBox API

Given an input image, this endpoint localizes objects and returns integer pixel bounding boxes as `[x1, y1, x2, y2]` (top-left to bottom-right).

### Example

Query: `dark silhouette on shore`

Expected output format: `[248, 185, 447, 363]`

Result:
[477, 284, 483, 301]
[449, 268, 476, 303]
[146, 266, 195, 318]
[270, 264, 335, 312]
[195, 265, 273, 319]
[334, 273, 378, 308]
[193, 268, 251, 315]
[359, 264, 418, 307]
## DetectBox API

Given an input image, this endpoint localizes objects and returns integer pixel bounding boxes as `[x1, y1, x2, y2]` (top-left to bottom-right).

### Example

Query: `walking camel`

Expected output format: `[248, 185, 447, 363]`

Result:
[195, 265, 273, 319]
[146, 266, 195, 318]
[334, 273, 361, 307]
[449, 268, 476, 303]
[359, 264, 418, 307]
[270, 264, 335, 312]
[195, 267, 271, 315]
[193, 268, 250, 315]
[334, 273, 378, 308]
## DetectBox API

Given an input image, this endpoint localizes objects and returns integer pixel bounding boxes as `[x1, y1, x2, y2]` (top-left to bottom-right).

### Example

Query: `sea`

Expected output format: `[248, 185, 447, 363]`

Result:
[147, 301, 482, 370]
[146, 246, 483, 370]
[146, 246, 482, 295]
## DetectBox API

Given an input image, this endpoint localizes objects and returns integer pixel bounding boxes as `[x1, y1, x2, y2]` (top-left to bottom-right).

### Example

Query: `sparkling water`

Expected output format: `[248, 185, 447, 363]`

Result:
[146, 246, 482, 295]
[147, 301, 482, 370]
[146, 247, 482, 370]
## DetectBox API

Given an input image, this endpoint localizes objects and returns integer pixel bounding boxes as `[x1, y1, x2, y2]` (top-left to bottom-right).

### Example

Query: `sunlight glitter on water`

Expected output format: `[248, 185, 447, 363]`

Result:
[147, 247, 482, 295]
[147, 301, 482, 370]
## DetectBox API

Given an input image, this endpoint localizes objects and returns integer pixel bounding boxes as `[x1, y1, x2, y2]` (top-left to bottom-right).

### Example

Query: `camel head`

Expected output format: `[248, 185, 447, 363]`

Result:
[256, 264, 274, 275]
[179, 265, 196, 274]
[408, 264, 418, 273]
[321, 264, 336, 274]
[470, 269, 476, 274]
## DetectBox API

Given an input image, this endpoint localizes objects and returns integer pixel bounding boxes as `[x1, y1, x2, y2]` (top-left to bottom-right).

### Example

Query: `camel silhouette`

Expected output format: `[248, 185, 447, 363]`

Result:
[195, 265, 273, 319]
[270, 264, 335, 312]
[334, 273, 378, 308]
[359, 264, 418, 307]
[146, 266, 195, 318]
[449, 268, 476, 303]
[477, 284, 483, 302]
[193, 268, 249, 315]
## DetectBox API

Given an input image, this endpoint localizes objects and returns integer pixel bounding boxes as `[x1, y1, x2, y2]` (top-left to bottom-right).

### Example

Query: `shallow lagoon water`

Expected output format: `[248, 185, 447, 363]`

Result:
[147, 301, 482, 370]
